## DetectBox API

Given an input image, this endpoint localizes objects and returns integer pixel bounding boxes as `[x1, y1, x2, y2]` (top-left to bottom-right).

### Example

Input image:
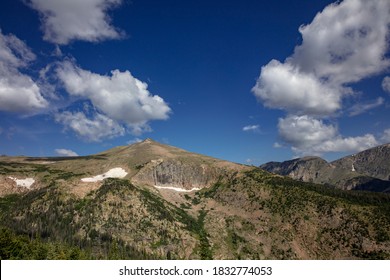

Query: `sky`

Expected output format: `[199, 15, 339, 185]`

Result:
[0, 0, 390, 165]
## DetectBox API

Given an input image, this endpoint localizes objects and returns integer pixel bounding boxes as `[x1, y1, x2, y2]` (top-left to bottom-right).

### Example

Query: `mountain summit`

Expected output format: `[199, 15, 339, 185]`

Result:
[0, 138, 246, 196]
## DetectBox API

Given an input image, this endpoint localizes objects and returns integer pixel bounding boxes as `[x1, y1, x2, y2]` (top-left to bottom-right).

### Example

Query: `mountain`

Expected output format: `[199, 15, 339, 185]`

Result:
[261, 143, 390, 192]
[332, 143, 390, 181]
[1, 139, 390, 260]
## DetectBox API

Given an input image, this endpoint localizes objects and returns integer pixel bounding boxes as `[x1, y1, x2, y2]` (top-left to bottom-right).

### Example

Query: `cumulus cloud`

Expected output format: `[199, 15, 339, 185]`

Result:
[253, 0, 390, 117]
[382, 76, 390, 94]
[278, 115, 337, 151]
[252, 60, 341, 116]
[56, 61, 171, 136]
[243, 124, 260, 132]
[55, 148, 79, 157]
[278, 115, 378, 156]
[252, 0, 390, 155]
[291, 0, 390, 84]
[0, 30, 48, 114]
[25, 0, 124, 44]
[348, 97, 384, 116]
[55, 111, 125, 142]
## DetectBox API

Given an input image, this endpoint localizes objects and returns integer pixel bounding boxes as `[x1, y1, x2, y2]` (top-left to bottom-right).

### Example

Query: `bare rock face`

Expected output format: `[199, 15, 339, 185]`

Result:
[261, 156, 329, 183]
[132, 158, 221, 190]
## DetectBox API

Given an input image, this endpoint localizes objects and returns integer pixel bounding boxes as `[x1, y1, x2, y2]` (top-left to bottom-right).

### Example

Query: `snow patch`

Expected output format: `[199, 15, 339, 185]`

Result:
[8, 177, 35, 189]
[81, 168, 128, 182]
[154, 185, 201, 192]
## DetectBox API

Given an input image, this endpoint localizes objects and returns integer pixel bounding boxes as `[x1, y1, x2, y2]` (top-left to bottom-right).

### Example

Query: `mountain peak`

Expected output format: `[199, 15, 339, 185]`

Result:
[142, 138, 154, 144]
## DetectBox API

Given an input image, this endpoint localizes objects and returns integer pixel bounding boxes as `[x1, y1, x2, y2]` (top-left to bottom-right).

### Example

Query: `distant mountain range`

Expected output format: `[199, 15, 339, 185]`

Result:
[261, 143, 390, 193]
[0, 139, 389, 260]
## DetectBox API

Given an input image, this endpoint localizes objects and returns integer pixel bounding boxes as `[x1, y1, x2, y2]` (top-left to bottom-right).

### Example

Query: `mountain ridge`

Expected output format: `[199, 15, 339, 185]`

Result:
[260, 143, 390, 192]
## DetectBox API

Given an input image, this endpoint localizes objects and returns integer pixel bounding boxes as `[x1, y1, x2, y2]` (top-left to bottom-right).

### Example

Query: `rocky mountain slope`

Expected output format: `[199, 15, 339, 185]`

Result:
[332, 143, 390, 181]
[261, 143, 390, 192]
[0, 139, 389, 259]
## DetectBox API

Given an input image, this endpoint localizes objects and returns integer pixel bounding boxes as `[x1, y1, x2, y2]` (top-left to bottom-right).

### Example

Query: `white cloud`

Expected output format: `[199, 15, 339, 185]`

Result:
[348, 97, 384, 116]
[292, 0, 390, 84]
[381, 129, 390, 143]
[252, 60, 341, 116]
[253, 0, 390, 155]
[0, 30, 48, 114]
[55, 148, 79, 157]
[318, 135, 379, 154]
[55, 111, 125, 142]
[278, 115, 337, 151]
[278, 115, 378, 156]
[26, 0, 124, 45]
[243, 124, 260, 132]
[0, 31, 35, 67]
[127, 138, 143, 145]
[382, 76, 390, 94]
[253, 0, 390, 117]
[56, 61, 171, 135]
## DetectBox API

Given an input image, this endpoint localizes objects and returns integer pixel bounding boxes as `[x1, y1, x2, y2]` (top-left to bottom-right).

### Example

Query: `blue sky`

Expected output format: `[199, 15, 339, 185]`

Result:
[0, 0, 389, 165]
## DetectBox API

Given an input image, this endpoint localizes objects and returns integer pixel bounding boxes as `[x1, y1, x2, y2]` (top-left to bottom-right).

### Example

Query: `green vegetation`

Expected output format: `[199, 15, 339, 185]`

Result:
[0, 160, 85, 183]
[196, 210, 212, 260]
[0, 177, 216, 259]
[0, 180, 159, 259]
[201, 181, 225, 198]
[0, 161, 48, 175]
[0, 194, 19, 215]
[0, 227, 89, 260]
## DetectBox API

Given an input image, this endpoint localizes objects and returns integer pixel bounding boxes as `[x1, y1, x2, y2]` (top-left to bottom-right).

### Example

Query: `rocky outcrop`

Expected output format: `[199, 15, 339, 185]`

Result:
[261, 157, 329, 182]
[132, 158, 221, 190]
